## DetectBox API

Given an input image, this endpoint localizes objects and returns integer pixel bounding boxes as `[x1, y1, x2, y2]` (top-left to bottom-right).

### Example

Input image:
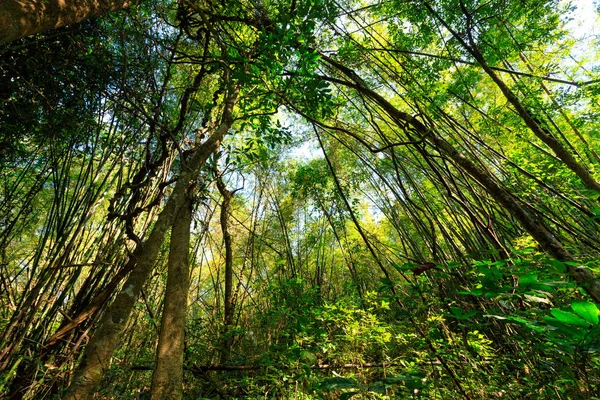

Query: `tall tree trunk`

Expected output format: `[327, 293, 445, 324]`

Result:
[63, 85, 239, 400]
[0, 0, 137, 44]
[150, 194, 192, 400]
[216, 174, 234, 363]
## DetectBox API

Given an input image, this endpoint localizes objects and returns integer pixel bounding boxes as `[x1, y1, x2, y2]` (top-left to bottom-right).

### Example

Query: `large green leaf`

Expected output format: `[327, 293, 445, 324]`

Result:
[543, 317, 587, 340]
[518, 274, 538, 286]
[571, 301, 599, 325]
[450, 307, 477, 320]
[549, 309, 590, 328]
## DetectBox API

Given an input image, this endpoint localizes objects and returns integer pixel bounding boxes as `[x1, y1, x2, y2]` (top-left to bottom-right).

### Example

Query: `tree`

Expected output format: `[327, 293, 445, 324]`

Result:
[64, 78, 241, 400]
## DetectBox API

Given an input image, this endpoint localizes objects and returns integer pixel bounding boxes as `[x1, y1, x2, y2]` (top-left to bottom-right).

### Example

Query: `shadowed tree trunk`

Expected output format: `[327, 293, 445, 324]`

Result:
[216, 173, 234, 363]
[150, 193, 192, 400]
[0, 0, 137, 44]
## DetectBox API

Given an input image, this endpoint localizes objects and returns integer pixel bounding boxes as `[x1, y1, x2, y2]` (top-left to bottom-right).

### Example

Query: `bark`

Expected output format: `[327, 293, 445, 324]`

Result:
[63, 85, 239, 400]
[150, 194, 192, 400]
[319, 54, 600, 303]
[216, 174, 234, 363]
[0, 0, 136, 44]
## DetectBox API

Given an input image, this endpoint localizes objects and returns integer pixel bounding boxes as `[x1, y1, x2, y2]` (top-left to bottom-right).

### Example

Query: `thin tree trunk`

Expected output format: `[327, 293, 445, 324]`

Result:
[63, 85, 239, 400]
[472, 47, 600, 193]
[216, 174, 234, 363]
[0, 0, 136, 44]
[319, 54, 600, 303]
[150, 194, 192, 400]
[423, 2, 600, 193]
[516, 52, 600, 164]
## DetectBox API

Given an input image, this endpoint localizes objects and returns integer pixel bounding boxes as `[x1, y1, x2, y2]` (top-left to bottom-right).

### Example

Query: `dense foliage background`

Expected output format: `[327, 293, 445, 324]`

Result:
[1, 0, 600, 398]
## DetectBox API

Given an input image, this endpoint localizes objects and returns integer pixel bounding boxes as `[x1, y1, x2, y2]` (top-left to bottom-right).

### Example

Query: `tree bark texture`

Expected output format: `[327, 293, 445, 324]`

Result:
[0, 0, 136, 44]
[150, 194, 192, 400]
[64, 85, 239, 400]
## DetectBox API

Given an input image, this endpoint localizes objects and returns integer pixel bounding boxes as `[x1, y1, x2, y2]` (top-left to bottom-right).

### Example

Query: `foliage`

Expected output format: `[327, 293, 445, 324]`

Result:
[2, 0, 600, 399]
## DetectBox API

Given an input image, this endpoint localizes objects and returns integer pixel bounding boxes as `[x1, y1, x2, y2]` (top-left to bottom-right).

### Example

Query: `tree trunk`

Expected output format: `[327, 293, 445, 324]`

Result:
[63, 85, 239, 400]
[0, 0, 136, 44]
[150, 194, 192, 400]
[216, 174, 234, 363]
[471, 45, 600, 193]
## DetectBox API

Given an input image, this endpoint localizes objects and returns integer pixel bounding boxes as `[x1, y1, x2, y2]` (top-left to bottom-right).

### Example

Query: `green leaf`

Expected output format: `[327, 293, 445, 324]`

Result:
[486, 314, 547, 333]
[478, 266, 502, 281]
[392, 262, 416, 273]
[571, 301, 599, 325]
[380, 277, 394, 287]
[457, 289, 483, 296]
[548, 259, 567, 272]
[380, 376, 405, 385]
[321, 377, 359, 390]
[450, 307, 477, 319]
[518, 274, 538, 286]
[544, 317, 586, 337]
[300, 350, 317, 364]
[549, 309, 590, 327]
[564, 261, 583, 267]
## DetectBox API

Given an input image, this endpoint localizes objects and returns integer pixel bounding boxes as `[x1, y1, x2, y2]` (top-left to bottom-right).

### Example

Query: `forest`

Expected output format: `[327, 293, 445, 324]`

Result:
[1, 0, 600, 398]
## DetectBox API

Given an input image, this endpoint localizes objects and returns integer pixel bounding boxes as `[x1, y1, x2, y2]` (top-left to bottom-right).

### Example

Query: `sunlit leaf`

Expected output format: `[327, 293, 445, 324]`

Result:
[571, 301, 599, 325]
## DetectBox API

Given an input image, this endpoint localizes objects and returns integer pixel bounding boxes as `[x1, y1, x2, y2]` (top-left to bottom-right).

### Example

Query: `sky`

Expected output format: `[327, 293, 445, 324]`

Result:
[569, 0, 598, 31]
